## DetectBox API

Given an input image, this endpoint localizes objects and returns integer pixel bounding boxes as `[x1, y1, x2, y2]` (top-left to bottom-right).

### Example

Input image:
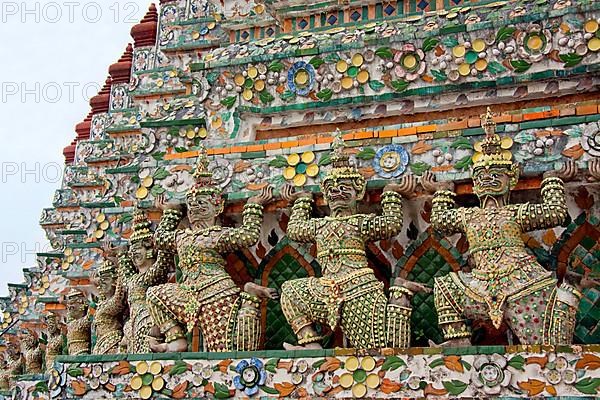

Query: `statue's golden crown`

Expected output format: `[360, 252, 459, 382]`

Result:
[321, 130, 366, 190]
[472, 107, 514, 171]
[130, 208, 153, 244]
[187, 145, 222, 200]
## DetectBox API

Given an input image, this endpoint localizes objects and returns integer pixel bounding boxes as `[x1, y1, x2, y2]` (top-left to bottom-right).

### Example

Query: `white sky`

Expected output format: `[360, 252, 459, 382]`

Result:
[0, 1, 153, 296]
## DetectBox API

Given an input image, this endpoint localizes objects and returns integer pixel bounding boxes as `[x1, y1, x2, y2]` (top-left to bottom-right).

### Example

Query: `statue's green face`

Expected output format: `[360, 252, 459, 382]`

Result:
[67, 301, 86, 320]
[129, 241, 152, 269]
[472, 166, 511, 199]
[323, 178, 358, 212]
[97, 275, 115, 299]
[186, 193, 222, 224]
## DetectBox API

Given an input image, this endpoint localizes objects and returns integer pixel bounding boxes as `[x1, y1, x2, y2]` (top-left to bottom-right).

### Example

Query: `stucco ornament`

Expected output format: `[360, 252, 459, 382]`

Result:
[471, 354, 512, 395]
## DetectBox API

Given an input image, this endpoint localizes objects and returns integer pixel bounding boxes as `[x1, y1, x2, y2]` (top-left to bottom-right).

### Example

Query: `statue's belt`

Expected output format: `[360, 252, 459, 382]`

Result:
[317, 248, 367, 259]
[312, 269, 381, 330]
[451, 273, 556, 328]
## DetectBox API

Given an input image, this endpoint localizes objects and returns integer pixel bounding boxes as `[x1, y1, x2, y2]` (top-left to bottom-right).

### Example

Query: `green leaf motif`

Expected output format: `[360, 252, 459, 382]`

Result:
[312, 359, 326, 369]
[496, 26, 516, 42]
[431, 69, 447, 82]
[324, 53, 341, 63]
[507, 355, 526, 371]
[441, 37, 459, 48]
[450, 137, 473, 150]
[428, 358, 445, 369]
[260, 386, 279, 395]
[368, 80, 385, 92]
[231, 179, 245, 191]
[559, 52, 584, 68]
[153, 167, 170, 180]
[269, 155, 288, 168]
[487, 61, 507, 74]
[174, 147, 188, 153]
[214, 382, 232, 399]
[206, 71, 219, 85]
[513, 132, 535, 144]
[410, 162, 431, 176]
[268, 60, 284, 73]
[280, 90, 296, 101]
[381, 355, 407, 371]
[318, 153, 332, 166]
[357, 147, 376, 160]
[169, 361, 189, 376]
[119, 213, 133, 224]
[265, 358, 279, 374]
[442, 380, 468, 395]
[316, 88, 333, 102]
[259, 91, 275, 104]
[34, 381, 49, 393]
[575, 377, 600, 395]
[309, 57, 325, 69]
[151, 152, 166, 161]
[422, 37, 440, 52]
[454, 155, 473, 171]
[67, 367, 83, 377]
[375, 47, 394, 59]
[510, 59, 532, 73]
[150, 185, 166, 196]
[461, 360, 472, 371]
[220, 96, 237, 109]
[390, 79, 409, 92]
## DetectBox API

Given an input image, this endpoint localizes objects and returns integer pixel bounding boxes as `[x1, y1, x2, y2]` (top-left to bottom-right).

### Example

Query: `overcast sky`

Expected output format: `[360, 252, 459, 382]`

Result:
[0, 1, 153, 296]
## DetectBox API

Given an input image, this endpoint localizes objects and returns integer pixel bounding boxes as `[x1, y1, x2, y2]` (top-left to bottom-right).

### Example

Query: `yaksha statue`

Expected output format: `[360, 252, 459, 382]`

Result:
[120, 209, 174, 353]
[423, 107, 584, 345]
[0, 348, 23, 389]
[45, 313, 64, 370]
[66, 290, 91, 355]
[91, 250, 126, 354]
[22, 333, 43, 374]
[280, 133, 428, 349]
[147, 146, 278, 353]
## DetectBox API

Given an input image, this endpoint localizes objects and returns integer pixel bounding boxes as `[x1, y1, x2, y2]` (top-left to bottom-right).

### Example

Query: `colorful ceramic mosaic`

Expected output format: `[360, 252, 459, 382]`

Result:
[1, 0, 600, 399]
[46, 346, 600, 399]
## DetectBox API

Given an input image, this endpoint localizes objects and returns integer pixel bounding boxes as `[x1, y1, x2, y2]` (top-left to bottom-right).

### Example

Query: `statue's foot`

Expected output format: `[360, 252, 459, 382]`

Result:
[150, 338, 187, 353]
[283, 342, 323, 350]
[392, 277, 432, 294]
[244, 282, 279, 300]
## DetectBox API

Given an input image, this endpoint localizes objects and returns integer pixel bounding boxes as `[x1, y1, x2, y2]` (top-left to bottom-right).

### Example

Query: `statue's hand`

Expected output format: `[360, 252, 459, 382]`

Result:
[588, 158, 600, 181]
[154, 193, 183, 211]
[384, 175, 418, 198]
[280, 184, 312, 202]
[544, 159, 578, 181]
[248, 185, 274, 205]
[420, 171, 454, 194]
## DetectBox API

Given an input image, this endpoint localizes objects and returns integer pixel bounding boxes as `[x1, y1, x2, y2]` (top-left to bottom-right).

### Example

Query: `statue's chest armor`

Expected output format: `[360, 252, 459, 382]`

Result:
[466, 208, 523, 251]
[315, 219, 364, 251]
[176, 230, 226, 279]
[127, 274, 151, 304]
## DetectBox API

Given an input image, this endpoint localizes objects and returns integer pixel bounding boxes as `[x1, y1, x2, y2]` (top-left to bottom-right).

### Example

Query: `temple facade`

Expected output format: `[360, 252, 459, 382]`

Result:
[1, 0, 600, 399]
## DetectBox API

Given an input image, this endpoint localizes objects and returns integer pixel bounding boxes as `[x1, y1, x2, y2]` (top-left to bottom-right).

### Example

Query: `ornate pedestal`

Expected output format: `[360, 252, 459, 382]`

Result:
[44, 346, 600, 399]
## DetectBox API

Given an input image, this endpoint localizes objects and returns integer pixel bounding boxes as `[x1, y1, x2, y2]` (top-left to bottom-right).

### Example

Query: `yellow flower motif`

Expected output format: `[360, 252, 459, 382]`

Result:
[93, 213, 111, 239]
[37, 275, 50, 295]
[234, 64, 269, 101]
[17, 294, 29, 315]
[62, 248, 75, 271]
[283, 152, 319, 186]
[136, 170, 154, 200]
[339, 356, 380, 398]
[472, 136, 513, 164]
[1, 311, 13, 330]
[336, 54, 370, 90]
[130, 361, 165, 400]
